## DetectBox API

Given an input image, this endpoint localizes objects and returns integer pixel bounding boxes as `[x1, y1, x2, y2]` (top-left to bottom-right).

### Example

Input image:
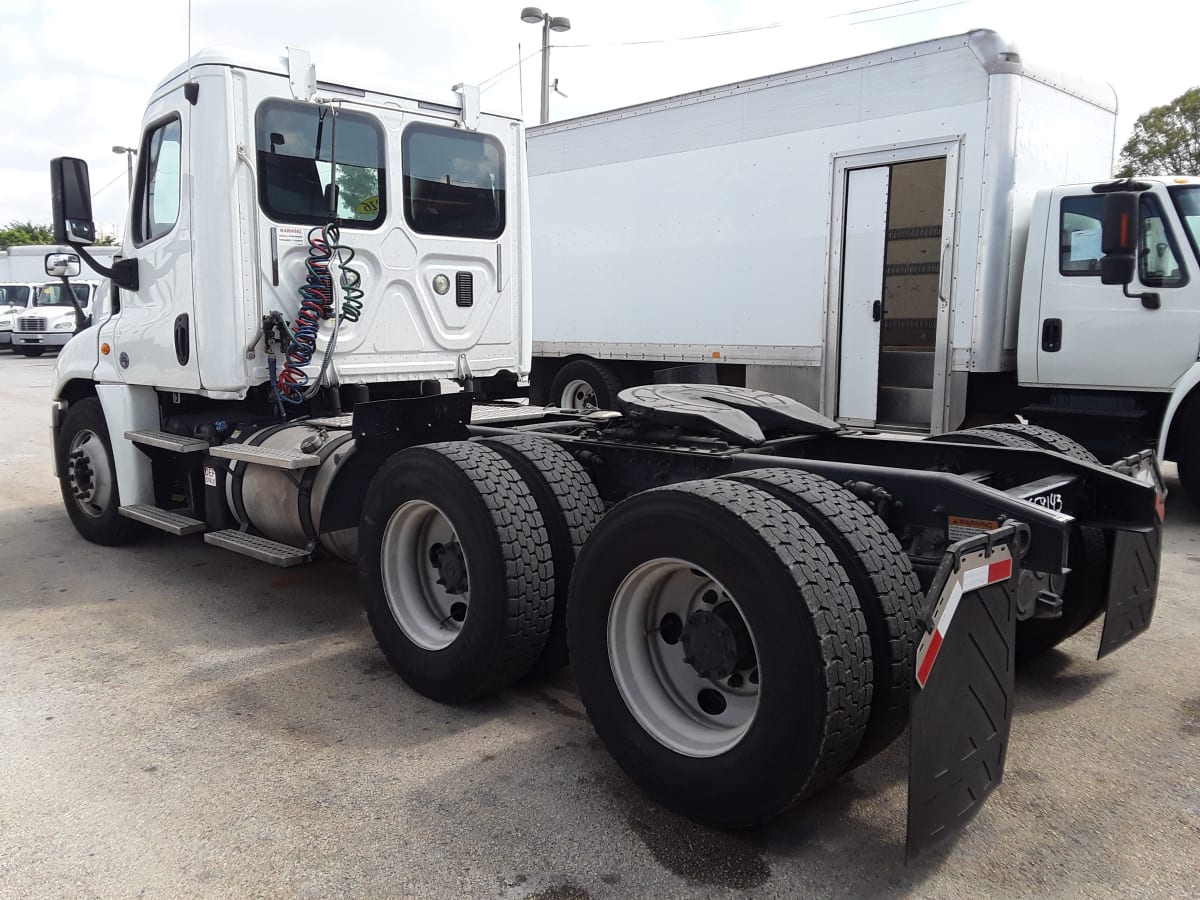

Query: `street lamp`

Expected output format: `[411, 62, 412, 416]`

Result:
[520, 7, 571, 125]
[112, 145, 136, 198]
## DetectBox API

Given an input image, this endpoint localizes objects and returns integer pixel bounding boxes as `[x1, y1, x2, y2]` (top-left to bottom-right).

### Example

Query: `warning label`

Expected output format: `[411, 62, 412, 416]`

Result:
[203, 466, 217, 488]
[948, 515, 999, 541]
[275, 225, 306, 246]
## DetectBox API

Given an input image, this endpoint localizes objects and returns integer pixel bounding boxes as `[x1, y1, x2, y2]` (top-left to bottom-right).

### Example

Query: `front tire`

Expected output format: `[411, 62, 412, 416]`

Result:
[358, 441, 554, 702]
[568, 479, 872, 828]
[57, 397, 144, 546]
[16, 346, 45, 357]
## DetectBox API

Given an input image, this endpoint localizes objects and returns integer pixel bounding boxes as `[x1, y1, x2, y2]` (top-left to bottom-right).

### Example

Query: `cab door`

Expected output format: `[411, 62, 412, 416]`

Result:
[112, 87, 200, 389]
[1034, 188, 1200, 389]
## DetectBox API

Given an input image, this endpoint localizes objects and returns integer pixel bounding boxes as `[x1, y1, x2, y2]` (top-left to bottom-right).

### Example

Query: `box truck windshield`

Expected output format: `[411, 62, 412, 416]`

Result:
[35, 284, 89, 307]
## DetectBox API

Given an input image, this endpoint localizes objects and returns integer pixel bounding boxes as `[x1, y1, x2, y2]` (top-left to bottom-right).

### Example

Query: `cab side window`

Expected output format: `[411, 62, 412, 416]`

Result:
[1059, 193, 1187, 287]
[1059, 195, 1104, 276]
[134, 116, 182, 245]
[1139, 195, 1186, 288]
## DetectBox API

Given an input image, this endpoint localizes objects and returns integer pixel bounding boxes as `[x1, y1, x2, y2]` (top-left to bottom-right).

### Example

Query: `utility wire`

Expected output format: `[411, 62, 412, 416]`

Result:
[848, 0, 970, 24]
[90, 169, 127, 199]
[828, 0, 930, 19]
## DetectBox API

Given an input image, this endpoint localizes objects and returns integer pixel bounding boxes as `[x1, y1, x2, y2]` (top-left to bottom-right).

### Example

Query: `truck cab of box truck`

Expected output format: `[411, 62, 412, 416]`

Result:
[0, 283, 35, 348]
[11, 281, 97, 356]
[50, 47, 531, 413]
[1016, 178, 1200, 491]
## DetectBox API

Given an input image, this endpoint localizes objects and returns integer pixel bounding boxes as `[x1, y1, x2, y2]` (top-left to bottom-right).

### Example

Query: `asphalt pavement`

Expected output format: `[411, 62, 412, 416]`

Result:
[1, 352, 1197, 898]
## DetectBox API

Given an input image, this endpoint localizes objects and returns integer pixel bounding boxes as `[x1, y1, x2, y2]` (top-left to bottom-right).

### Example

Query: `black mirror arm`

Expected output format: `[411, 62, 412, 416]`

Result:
[70, 242, 138, 291]
[1123, 282, 1161, 310]
[59, 274, 88, 333]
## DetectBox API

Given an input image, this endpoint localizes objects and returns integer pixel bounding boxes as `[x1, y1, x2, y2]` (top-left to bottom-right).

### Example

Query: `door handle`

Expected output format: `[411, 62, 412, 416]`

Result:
[937, 240, 952, 305]
[872, 300, 882, 322]
[174, 313, 190, 366]
[1041, 318, 1062, 353]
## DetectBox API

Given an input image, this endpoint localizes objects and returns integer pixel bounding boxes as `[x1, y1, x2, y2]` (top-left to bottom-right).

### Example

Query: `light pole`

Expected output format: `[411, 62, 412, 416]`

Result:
[520, 7, 571, 124]
[111, 145, 136, 197]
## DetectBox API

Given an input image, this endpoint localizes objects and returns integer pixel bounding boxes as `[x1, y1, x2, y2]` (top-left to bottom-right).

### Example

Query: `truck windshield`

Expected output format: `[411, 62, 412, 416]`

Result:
[0, 284, 31, 307]
[1169, 186, 1200, 261]
[35, 284, 89, 307]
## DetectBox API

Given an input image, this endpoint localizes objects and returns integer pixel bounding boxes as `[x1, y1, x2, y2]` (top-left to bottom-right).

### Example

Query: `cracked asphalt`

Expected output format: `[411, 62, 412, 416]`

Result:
[1, 352, 1198, 898]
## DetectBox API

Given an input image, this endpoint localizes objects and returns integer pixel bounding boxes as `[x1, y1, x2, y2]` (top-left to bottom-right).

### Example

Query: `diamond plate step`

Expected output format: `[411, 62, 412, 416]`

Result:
[125, 430, 209, 453]
[204, 530, 309, 567]
[208, 444, 320, 469]
[119, 504, 206, 535]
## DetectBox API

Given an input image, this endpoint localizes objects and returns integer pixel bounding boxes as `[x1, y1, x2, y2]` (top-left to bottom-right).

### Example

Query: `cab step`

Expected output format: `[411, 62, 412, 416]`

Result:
[125, 430, 210, 453]
[204, 529, 309, 567]
[119, 504, 207, 535]
[208, 444, 320, 469]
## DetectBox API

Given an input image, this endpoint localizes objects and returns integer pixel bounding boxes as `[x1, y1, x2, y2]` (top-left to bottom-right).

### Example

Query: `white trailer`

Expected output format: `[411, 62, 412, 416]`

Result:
[527, 30, 1200, 500]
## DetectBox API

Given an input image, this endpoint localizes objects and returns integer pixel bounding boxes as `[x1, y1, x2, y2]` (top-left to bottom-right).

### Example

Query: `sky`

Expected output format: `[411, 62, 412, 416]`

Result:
[1, 0, 1197, 237]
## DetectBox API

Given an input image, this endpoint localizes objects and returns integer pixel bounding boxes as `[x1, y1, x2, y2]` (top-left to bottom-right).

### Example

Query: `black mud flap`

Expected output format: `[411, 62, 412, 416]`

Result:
[1098, 523, 1161, 657]
[906, 524, 1027, 861]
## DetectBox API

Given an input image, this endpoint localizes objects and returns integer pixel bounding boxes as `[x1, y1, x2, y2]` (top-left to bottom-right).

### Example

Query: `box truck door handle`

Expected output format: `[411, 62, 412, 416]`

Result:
[937, 240, 952, 305]
[872, 300, 882, 322]
[1041, 318, 1062, 353]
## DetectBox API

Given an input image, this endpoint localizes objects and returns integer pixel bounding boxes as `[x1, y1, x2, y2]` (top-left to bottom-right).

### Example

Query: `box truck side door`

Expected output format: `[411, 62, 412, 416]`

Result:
[1033, 187, 1199, 389]
[112, 88, 200, 389]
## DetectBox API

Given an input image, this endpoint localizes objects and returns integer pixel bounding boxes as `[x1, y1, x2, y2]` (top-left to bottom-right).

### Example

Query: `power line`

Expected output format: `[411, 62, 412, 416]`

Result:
[828, 0, 930, 19]
[849, 0, 971, 25]
[555, 21, 783, 50]
[90, 169, 127, 199]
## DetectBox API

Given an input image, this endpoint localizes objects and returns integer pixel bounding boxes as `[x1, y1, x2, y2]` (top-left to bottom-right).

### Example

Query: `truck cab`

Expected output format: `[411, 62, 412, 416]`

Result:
[1015, 178, 1200, 485]
[12, 281, 96, 356]
[0, 283, 35, 349]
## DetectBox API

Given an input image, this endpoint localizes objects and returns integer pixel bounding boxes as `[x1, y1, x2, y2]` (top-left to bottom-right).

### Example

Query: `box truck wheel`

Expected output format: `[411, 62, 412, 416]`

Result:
[724, 468, 921, 766]
[57, 398, 145, 546]
[478, 434, 604, 677]
[549, 358, 622, 411]
[358, 441, 554, 702]
[928, 426, 1108, 658]
[567, 479, 871, 827]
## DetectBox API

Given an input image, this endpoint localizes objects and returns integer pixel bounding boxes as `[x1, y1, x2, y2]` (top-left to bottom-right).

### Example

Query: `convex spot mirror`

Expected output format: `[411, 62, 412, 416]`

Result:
[45, 252, 81, 278]
[50, 156, 96, 245]
[1100, 191, 1138, 286]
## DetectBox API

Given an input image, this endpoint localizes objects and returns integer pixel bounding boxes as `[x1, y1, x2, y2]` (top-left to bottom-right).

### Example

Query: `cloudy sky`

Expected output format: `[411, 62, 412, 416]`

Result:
[2, 0, 1196, 235]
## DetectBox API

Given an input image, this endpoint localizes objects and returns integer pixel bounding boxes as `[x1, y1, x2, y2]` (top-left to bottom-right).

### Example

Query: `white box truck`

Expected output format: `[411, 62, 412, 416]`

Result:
[2, 245, 114, 352]
[526, 30, 1200, 499]
[39, 42, 1164, 857]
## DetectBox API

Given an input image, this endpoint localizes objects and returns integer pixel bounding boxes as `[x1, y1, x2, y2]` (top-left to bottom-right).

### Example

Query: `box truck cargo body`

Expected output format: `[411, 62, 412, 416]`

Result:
[526, 30, 1121, 434]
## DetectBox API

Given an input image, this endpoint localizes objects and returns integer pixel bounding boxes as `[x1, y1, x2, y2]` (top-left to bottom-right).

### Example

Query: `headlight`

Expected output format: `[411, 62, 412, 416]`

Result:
[0, 319, 10, 329]
[54, 321, 75, 331]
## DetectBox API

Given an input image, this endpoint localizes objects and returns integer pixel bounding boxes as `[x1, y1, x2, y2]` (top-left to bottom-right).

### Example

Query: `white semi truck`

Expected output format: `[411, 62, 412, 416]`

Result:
[526, 30, 1200, 501]
[43, 44, 1164, 857]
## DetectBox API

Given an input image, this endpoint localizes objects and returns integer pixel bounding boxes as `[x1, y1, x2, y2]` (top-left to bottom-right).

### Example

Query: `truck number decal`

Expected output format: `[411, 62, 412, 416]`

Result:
[1029, 492, 1063, 512]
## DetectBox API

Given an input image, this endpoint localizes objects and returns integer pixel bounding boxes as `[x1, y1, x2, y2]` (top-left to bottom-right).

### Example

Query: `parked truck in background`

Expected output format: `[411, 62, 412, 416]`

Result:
[526, 30, 1200, 502]
[40, 43, 1164, 858]
[1, 244, 114, 353]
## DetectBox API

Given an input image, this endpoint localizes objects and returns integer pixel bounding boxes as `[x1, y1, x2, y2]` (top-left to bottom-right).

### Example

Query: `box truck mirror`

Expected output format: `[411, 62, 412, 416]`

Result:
[1100, 190, 1161, 309]
[50, 157, 97, 246]
[44, 252, 81, 278]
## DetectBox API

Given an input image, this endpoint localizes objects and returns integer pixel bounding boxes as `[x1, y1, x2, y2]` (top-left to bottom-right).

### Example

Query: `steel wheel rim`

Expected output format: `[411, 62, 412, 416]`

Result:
[560, 378, 599, 410]
[381, 500, 471, 651]
[67, 428, 113, 519]
[608, 558, 760, 757]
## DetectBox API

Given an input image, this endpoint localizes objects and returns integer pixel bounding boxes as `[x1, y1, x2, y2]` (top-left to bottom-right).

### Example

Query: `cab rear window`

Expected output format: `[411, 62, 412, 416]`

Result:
[402, 124, 505, 239]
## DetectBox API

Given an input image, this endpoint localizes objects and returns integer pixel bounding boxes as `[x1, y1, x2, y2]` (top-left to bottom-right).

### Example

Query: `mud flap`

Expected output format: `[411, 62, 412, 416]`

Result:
[1098, 523, 1161, 657]
[906, 524, 1027, 861]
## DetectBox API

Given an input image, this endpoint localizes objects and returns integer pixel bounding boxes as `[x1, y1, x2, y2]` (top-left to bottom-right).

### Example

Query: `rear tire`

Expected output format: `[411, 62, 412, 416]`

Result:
[568, 479, 872, 827]
[57, 397, 145, 546]
[358, 441, 554, 702]
[478, 434, 604, 676]
[972, 422, 1100, 463]
[725, 469, 921, 765]
[549, 358, 623, 411]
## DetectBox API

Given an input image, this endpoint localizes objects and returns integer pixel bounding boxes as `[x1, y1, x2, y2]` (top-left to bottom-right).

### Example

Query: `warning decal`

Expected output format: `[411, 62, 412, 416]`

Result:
[947, 515, 999, 541]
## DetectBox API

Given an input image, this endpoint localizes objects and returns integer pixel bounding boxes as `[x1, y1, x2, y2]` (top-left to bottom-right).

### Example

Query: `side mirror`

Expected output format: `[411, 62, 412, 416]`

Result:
[45, 252, 81, 278]
[1100, 191, 1138, 286]
[50, 157, 97, 245]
